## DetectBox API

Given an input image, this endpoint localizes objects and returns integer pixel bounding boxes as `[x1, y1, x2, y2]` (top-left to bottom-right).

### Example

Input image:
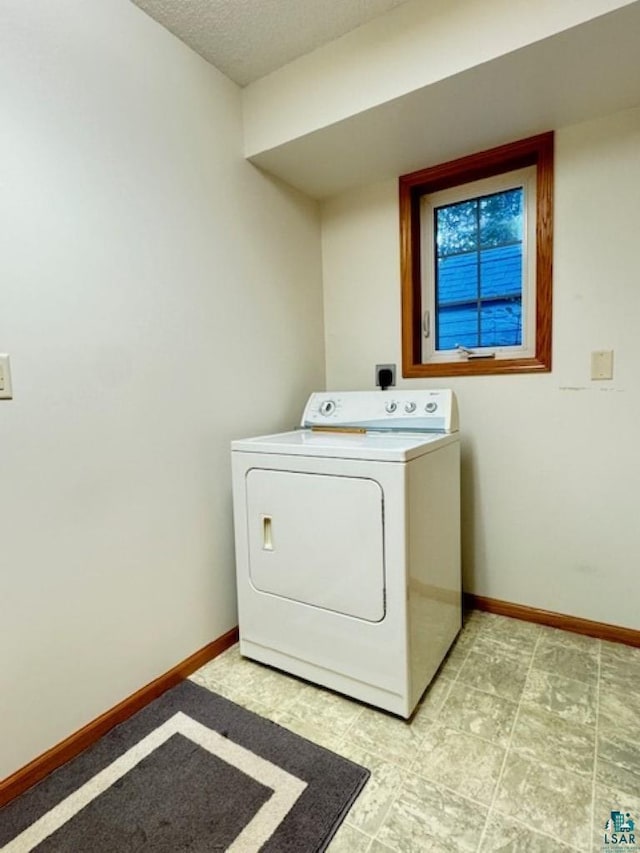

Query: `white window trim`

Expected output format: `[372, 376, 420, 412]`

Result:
[420, 166, 537, 364]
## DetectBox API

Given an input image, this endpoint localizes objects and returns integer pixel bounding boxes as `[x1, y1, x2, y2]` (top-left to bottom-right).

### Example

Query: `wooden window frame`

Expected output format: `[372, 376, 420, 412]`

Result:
[399, 132, 554, 377]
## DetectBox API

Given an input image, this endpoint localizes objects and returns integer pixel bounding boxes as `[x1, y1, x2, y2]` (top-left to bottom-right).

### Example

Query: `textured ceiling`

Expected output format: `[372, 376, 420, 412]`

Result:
[130, 0, 411, 86]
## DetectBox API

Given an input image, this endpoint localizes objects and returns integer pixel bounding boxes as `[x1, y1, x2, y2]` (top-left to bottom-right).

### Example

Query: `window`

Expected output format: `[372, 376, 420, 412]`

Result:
[400, 133, 553, 376]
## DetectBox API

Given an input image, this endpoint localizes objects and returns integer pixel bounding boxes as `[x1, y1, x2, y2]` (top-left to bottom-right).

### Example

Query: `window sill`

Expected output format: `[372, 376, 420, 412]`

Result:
[402, 355, 551, 378]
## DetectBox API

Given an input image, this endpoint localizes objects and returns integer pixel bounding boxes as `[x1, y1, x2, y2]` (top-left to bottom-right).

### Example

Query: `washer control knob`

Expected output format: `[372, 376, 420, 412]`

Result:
[385, 401, 398, 414]
[404, 402, 417, 413]
[319, 400, 336, 416]
[425, 401, 438, 413]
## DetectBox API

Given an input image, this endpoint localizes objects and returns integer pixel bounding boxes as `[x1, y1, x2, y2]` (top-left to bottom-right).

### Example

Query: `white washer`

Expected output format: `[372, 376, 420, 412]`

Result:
[231, 390, 461, 718]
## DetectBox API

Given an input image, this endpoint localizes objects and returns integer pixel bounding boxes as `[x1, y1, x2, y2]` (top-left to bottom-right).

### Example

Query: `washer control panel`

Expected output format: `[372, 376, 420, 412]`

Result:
[319, 400, 336, 416]
[302, 390, 458, 433]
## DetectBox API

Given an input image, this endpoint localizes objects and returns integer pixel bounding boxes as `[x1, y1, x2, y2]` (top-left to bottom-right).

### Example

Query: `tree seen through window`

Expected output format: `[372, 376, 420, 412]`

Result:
[434, 187, 524, 350]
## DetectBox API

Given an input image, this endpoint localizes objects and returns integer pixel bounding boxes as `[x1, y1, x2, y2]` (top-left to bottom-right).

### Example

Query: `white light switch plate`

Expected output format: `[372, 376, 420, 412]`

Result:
[591, 350, 614, 380]
[0, 354, 13, 399]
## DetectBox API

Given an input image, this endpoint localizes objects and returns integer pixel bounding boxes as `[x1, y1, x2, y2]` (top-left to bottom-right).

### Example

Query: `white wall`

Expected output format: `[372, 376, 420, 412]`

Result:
[321, 106, 640, 631]
[0, 1, 324, 778]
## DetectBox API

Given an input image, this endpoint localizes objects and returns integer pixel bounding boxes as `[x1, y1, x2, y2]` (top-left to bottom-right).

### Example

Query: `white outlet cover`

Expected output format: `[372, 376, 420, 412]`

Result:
[0, 354, 13, 399]
[591, 350, 613, 380]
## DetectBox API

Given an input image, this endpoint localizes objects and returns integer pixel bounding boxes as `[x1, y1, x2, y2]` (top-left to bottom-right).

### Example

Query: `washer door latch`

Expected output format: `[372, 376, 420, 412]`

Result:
[262, 515, 273, 551]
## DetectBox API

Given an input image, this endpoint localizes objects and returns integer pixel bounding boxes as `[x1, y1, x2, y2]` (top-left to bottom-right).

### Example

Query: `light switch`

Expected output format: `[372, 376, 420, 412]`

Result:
[0, 354, 13, 399]
[591, 350, 614, 380]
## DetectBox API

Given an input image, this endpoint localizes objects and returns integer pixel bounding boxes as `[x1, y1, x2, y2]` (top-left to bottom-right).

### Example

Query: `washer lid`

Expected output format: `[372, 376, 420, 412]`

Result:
[231, 428, 456, 462]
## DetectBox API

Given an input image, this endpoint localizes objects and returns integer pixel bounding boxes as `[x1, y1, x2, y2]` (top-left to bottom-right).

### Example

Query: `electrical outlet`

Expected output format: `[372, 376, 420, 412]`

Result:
[0, 354, 12, 399]
[591, 350, 613, 380]
[375, 363, 396, 388]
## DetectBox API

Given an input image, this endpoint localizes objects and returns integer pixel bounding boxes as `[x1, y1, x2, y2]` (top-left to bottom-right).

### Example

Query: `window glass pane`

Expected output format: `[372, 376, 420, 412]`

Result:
[437, 305, 479, 350]
[436, 253, 478, 304]
[479, 188, 523, 248]
[435, 253, 479, 349]
[435, 200, 477, 256]
[480, 244, 522, 299]
[479, 300, 522, 347]
[434, 187, 524, 351]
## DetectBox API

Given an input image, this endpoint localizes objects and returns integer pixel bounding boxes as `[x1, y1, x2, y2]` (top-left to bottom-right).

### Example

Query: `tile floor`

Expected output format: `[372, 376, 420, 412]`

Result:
[190, 611, 640, 852]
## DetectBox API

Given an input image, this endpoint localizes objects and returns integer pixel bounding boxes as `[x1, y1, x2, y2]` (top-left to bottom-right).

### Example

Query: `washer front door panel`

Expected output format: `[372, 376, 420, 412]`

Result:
[245, 469, 385, 622]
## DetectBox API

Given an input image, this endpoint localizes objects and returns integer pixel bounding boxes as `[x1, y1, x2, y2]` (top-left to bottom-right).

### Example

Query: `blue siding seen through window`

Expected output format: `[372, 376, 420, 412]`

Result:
[434, 188, 524, 350]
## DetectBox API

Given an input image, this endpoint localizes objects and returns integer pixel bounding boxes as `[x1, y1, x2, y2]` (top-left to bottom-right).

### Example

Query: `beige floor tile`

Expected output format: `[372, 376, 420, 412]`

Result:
[598, 688, 640, 739]
[190, 619, 640, 853]
[192, 663, 307, 715]
[509, 705, 595, 777]
[244, 667, 303, 705]
[600, 639, 640, 668]
[191, 658, 274, 715]
[597, 758, 640, 801]
[479, 812, 579, 852]
[454, 617, 480, 642]
[283, 682, 364, 731]
[269, 681, 363, 751]
[471, 634, 536, 664]
[268, 707, 349, 752]
[597, 729, 640, 797]
[204, 684, 274, 717]
[190, 643, 254, 685]
[411, 722, 505, 804]
[369, 841, 401, 853]
[463, 610, 497, 630]
[337, 743, 407, 836]
[436, 633, 475, 676]
[471, 614, 540, 657]
[410, 675, 454, 729]
[493, 753, 592, 849]
[191, 645, 309, 711]
[327, 822, 373, 852]
[246, 669, 309, 708]
[538, 625, 601, 654]
[600, 640, 640, 694]
[521, 667, 597, 726]
[532, 643, 598, 686]
[438, 683, 518, 746]
[376, 774, 488, 853]
[372, 839, 450, 853]
[344, 706, 431, 767]
[457, 649, 529, 703]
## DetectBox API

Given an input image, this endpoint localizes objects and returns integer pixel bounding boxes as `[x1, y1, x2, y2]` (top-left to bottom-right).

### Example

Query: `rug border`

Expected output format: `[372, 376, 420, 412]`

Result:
[1, 680, 371, 853]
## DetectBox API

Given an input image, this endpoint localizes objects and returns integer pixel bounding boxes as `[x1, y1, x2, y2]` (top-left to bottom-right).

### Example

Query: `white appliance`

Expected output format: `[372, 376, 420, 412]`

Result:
[231, 390, 461, 718]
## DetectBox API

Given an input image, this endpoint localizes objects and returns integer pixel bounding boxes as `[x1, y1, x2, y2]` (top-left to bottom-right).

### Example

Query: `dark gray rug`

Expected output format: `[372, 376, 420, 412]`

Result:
[0, 680, 369, 852]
